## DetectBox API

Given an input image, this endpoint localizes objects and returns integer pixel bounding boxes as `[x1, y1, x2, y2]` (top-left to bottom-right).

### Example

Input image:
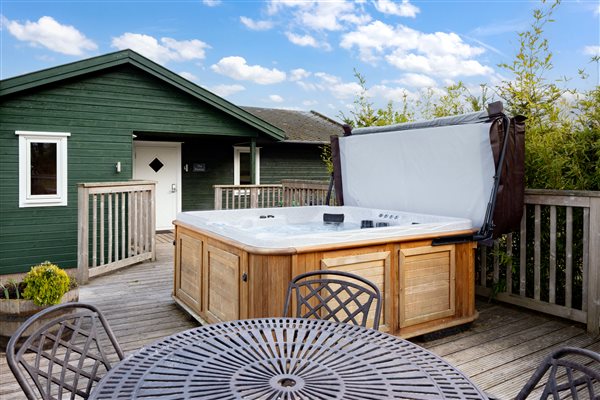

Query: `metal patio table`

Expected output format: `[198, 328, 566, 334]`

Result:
[90, 318, 488, 399]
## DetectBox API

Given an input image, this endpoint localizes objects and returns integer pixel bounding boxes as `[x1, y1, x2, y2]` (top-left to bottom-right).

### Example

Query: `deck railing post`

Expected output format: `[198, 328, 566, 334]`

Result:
[77, 184, 90, 284]
[586, 196, 600, 334]
[250, 187, 258, 209]
[149, 184, 156, 261]
[215, 187, 222, 210]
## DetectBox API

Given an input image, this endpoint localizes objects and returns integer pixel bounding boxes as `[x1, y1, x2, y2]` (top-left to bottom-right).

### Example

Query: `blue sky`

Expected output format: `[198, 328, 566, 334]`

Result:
[1, 0, 598, 119]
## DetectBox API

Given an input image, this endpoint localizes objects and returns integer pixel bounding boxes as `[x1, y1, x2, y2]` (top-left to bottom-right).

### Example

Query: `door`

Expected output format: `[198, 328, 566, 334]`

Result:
[134, 141, 181, 231]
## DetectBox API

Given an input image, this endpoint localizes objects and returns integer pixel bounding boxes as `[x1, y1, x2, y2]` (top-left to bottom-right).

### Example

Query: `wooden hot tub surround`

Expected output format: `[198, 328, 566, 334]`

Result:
[173, 220, 477, 338]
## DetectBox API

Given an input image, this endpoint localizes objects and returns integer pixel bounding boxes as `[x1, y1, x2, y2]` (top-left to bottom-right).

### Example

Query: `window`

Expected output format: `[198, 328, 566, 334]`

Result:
[17, 131, 70, 207]
[233, 146, 260, 185]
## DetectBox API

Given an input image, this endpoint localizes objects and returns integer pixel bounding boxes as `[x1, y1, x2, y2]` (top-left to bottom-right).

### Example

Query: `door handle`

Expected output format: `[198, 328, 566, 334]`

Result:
[171, 184, 177, 193]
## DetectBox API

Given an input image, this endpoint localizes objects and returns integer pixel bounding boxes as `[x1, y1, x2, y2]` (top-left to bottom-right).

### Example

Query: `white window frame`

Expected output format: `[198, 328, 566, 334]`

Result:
[233, 146, 260, 185]
[16, 131, 70, 207]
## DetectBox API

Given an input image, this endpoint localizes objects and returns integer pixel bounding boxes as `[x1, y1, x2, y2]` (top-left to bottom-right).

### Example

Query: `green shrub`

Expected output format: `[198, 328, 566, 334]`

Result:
[22, 261, 71, 306]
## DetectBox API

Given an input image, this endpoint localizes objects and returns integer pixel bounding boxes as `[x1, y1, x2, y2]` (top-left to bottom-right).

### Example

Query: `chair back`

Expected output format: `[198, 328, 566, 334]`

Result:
[283, 270, 382, 329]
[6, 302, 124, 400]
[515, 346, 600, 400]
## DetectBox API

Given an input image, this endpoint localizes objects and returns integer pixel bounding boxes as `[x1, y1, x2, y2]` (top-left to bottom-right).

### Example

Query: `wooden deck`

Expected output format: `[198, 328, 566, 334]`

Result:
[2, 232, 599, 400]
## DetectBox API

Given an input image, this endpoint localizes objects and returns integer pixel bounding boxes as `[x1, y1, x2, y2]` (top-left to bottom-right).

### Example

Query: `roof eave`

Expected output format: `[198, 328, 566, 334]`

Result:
[282, 140, 331, 145]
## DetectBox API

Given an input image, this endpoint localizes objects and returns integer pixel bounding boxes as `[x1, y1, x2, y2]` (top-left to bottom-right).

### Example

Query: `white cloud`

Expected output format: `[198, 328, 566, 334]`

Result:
[341, 20, 493, 78]
[419, 32, 485, 58]
[369, 84, 418, 102]
[299, 1, 356, 31]
[396, 73, 437, 88]
[179, 71, 198, 82]
[303, 100, 318, 106]
[595, 4, 600, 16]
[211, 56, 286, 84]
[340, 21, 418, 62]
[315, 72, 362, 99]
[286, 32, 318, 47]
[267, 0, 369, 32]
[111, 33, 209, 64]
[373, 0, 419, 18]
[296, 81, 319, 91]
[285, 32, 330, 50]
[240, 16, 273, 31]
[267, 0, 311, 15]
[289, 68, 311, 81]
[386, 51, 493, 77]
[584, 45, 600, 57]
[269, 94, 284, 103]
[202, 0, 221, 6]
[3, 15, 97, 55]
[210, 84, 246, 97]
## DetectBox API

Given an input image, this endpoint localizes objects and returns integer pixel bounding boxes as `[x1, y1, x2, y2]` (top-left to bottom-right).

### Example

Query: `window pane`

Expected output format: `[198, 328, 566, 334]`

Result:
[240, 152, 251, 184]
[30, 142, 57, 195]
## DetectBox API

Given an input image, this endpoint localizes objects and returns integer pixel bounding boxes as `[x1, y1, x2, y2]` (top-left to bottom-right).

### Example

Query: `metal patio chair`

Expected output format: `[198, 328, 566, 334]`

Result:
[515, 346, 600, 400]
[6, 302, 124, 400]
[283, 270, 382, 330]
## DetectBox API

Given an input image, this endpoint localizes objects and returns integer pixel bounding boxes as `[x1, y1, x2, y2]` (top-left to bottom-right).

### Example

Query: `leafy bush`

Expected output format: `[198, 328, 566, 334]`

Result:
[22, 261, 71, 306]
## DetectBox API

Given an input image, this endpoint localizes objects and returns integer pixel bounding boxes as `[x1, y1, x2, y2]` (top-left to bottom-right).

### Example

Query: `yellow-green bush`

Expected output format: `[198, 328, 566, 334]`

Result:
[22, 261, 71, 306]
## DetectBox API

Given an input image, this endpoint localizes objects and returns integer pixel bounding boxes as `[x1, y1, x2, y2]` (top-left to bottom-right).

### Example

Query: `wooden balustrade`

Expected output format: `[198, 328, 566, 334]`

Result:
[213, 184, 283, 210]
[476, 189, 600, 334]
[214, 180, 335, 210]
[281, 179, 336, 207]
[78, 181, 156, 283]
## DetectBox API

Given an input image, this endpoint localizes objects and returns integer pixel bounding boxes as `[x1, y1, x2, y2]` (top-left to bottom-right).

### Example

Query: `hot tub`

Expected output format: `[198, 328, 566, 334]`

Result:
[173, 206, 478, 338]
[173, 105, 524, 338]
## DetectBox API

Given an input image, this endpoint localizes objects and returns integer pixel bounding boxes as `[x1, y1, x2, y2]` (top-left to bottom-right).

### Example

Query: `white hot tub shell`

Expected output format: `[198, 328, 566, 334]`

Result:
[176, 206, 472, 250]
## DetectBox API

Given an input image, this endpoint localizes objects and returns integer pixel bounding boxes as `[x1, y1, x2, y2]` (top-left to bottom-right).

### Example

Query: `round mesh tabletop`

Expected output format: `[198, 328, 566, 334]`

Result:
[90, 318, 487, 399]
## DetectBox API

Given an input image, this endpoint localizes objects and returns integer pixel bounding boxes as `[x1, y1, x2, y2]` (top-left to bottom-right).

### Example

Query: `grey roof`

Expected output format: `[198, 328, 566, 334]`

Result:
[242, 107, 343, 143]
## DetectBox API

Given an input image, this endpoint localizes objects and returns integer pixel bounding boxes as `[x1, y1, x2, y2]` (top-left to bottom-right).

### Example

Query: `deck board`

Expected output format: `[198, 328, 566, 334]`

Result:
[2, 232, 599, 400]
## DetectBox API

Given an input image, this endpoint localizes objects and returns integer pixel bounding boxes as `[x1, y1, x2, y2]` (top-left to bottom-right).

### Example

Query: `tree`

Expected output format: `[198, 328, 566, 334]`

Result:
[339, 69, 413, 128]
[496, 0, 566, 129]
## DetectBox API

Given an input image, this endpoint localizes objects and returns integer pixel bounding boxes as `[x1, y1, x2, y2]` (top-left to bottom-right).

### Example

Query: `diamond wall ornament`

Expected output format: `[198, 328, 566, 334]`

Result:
[149, 158, 164, 173]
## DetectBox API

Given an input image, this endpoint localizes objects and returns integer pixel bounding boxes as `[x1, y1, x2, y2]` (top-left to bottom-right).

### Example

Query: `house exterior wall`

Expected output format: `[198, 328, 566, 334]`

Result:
[261, 143, 330, 184]
[180, 142, 329, 211]
[181, 138, 235, 211]
[0, 64, 262, 275]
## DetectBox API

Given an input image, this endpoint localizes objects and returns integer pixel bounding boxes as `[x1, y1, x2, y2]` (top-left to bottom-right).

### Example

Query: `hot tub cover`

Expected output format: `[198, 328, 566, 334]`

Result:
[332, 104, 525, 239]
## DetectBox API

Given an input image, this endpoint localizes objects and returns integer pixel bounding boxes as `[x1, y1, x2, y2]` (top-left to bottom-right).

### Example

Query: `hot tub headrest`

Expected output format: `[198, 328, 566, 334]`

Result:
[323, 213, 344, 224]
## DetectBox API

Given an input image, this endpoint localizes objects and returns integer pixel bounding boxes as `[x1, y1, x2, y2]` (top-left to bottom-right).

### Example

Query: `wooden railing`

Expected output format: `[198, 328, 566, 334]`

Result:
[213, 184, 283, 210]
[281, 179, 336, 207]
[77, 181, 156, 283]
[214, 180, 335, 210]
[476, 189, 600, 334]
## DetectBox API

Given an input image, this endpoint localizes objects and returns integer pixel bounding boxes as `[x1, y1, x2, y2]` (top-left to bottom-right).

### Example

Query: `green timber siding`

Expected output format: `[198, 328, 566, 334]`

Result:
[261, 143, 330, 183]
[0, 64, 267, 275]
[181, 137, 236, 211]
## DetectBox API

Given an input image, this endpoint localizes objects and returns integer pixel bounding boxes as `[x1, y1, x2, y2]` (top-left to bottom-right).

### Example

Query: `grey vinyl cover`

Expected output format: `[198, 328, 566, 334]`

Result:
[338, 121, 495, 229]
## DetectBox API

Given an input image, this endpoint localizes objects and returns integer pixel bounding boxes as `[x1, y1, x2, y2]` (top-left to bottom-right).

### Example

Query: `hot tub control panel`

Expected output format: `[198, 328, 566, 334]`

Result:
[378, 213, 400, 220]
